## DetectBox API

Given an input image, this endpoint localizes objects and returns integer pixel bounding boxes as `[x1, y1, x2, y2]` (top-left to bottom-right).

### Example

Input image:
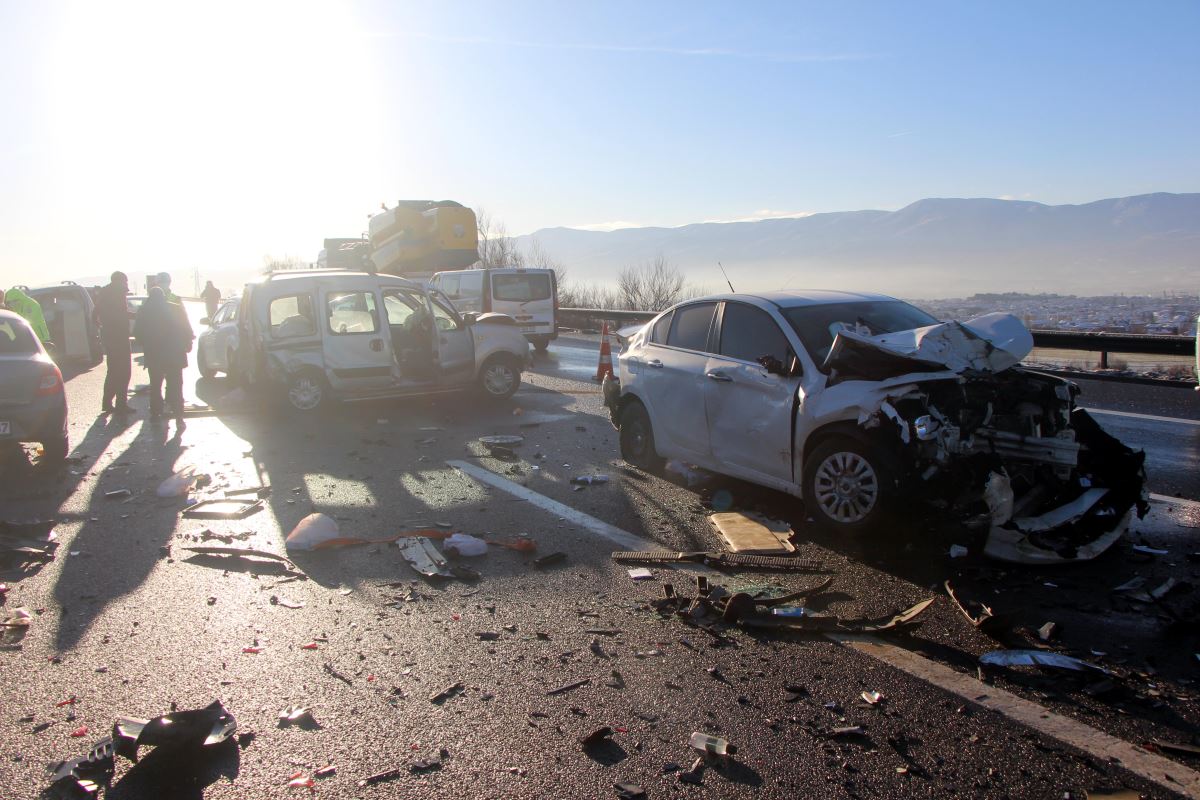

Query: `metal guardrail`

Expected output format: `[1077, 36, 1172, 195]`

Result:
[558, 308, 1198, 384]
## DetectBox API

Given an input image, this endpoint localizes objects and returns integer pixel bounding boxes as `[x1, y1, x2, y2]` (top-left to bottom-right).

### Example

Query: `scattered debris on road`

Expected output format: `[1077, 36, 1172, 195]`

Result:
[181, 497, 264, 519]
[979, 649, 1111, 673]
[48, 700, 236, 797]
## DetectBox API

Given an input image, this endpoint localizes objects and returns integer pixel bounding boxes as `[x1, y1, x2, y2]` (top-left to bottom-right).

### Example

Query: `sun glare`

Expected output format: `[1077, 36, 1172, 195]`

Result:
[42, 1, 382, 269]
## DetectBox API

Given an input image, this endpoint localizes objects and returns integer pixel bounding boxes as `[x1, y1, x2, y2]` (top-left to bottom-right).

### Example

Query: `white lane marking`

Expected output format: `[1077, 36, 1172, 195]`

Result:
[1150, 493, 1200, 510]
[447, 460, 654, 550]
[831, 634, 1200, 797]
[1084, 407, 1200, 426]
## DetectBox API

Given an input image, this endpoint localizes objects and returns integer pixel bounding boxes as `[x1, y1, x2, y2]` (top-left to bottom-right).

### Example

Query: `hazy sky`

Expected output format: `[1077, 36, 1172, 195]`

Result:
[1, 0, 1197, 287]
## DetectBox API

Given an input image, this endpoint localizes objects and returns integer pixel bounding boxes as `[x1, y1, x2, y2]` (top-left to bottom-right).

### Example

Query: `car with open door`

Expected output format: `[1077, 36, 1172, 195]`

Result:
[604, 290, 1146, 564]
[234, 270, 530, 412]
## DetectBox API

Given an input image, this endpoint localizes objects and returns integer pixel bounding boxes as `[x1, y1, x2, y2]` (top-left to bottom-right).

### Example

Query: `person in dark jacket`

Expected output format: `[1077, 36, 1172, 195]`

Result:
[134, 287, 193, 428]
[201, 281, 221, 319]
[94, 271, 135, 415]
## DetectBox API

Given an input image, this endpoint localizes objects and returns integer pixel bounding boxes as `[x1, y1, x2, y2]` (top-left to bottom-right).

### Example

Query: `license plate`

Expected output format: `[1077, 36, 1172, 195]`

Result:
[520, 326, 538, 333]
[0, 421, 9, 436]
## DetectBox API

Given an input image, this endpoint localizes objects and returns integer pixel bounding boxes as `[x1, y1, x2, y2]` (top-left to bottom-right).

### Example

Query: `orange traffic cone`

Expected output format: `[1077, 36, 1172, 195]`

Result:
[594, 322, 614, 382]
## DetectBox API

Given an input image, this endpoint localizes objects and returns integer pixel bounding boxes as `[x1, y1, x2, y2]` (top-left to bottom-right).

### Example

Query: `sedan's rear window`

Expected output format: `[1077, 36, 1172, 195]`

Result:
[782, 301, 939, 368]
[492, 273, 552, 302]
[0, 319, 38, 354]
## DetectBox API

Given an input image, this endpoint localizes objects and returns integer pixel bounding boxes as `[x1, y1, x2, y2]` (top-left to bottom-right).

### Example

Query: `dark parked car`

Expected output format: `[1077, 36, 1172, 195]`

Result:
[0, 309, 69, 464]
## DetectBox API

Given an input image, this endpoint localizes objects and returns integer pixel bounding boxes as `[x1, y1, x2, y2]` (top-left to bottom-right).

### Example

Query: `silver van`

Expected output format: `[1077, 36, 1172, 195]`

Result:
[234, 270, 531, 412]
[429, 268, 558, 351]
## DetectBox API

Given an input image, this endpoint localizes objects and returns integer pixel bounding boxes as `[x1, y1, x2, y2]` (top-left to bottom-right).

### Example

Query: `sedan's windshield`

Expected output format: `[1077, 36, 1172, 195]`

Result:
[781, 301, 939, 369]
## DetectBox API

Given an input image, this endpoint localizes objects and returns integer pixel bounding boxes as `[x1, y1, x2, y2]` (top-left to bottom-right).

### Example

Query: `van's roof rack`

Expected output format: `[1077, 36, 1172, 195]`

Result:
[264, 268, 366, 280]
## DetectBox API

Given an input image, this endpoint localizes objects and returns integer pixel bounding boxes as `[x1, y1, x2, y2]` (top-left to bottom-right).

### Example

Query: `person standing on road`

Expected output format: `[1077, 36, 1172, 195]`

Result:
[4, 286, 51, 344]
[134, 287, 194, 429]
[157, 272, 179, 304]
[201, 281, 221, 320]
[93, 271, 135, 415]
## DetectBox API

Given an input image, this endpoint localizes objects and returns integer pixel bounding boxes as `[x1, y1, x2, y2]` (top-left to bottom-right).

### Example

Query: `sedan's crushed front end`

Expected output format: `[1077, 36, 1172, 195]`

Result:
[828, 314, 1148, 564]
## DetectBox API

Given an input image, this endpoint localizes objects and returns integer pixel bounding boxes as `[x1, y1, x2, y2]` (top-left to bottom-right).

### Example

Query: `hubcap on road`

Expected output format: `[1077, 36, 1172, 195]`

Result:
[814, 451, 878, 523]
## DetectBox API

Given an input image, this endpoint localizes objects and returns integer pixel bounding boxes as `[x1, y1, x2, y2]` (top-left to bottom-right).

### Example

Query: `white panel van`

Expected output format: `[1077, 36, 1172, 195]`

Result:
[429, 268, 558, 352]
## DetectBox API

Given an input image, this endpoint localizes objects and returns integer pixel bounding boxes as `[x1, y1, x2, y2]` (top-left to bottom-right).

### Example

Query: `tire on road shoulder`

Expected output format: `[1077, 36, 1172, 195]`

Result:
[478, 354, 521, 400]
[802, 435, 897, 537]
[618, 399, 665, 473]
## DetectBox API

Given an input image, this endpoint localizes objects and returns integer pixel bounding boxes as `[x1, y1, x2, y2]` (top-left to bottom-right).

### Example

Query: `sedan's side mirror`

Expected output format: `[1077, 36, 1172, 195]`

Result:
[757, 353, 803, 377]
[200, 317, 212, 326]
[462, 311, 478, 325]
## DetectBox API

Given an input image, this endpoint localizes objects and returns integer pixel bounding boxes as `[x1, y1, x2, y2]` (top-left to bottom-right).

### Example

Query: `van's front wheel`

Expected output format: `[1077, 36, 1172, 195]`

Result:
[479, 355, 521, 400]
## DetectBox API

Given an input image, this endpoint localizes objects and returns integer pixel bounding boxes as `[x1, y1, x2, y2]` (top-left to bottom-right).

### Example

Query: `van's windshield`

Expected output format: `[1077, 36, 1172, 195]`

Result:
[493, 273, 552, 302]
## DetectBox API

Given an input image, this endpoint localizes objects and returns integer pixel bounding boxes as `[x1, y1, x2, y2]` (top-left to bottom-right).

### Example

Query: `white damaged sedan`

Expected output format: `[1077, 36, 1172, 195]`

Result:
[603, 291, 1146, 563]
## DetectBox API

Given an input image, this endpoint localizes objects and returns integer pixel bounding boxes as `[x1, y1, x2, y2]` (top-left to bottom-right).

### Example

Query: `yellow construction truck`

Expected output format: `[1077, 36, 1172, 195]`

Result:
[319, 201, 479, 278]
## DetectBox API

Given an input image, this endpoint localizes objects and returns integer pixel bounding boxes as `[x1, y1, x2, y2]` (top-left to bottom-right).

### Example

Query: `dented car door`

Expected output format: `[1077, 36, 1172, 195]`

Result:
[641, 301, 719, 461]
[704, 301, 800, 488]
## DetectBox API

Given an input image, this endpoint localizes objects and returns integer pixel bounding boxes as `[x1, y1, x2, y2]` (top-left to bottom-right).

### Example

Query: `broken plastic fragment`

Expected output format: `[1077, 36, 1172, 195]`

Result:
[627, 568, 653, 581]
[284, 513, 341, 551]
[861, 691, 884, 705]
[443, 533, 488, 558]
[571, 475, 610, 486]
[1, 607, 32, 646]
[689, 731, 736, 757]
[1131, 544, 1168, 555]
[107, 700, 236, 765]
[948, 545, 968, 559]
[181, 498, 264, 519]
[979, 649, 1110, 674]
[278, 706, 318, 728]
[580, 726, 614, 749]
[47, 735, 116, 796]
[156, 466, 198, 497]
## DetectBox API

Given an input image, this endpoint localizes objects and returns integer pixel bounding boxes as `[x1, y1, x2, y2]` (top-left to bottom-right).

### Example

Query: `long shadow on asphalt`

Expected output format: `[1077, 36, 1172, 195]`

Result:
[51, 416, 187, 650]
[193, 379, 609, 592]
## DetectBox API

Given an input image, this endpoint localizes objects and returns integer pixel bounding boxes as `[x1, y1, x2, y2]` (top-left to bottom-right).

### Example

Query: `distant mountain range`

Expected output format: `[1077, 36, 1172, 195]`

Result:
[513, 193, 1199, 297]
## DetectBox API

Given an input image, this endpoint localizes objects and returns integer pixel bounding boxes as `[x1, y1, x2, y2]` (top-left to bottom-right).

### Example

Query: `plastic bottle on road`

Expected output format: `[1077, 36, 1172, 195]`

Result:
[689, 732, 736, 758]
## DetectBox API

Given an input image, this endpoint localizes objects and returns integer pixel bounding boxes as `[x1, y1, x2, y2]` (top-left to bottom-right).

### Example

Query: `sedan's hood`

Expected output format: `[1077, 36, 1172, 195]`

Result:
[824, 313, 1033, 382]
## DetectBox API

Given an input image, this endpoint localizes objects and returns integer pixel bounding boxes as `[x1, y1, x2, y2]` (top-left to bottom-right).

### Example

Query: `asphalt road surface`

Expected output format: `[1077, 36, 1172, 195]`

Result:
[1, 318, 1198, 799]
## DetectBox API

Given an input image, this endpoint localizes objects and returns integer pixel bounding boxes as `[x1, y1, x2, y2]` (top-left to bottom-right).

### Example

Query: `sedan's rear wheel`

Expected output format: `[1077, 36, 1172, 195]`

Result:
[803, 436, 895, 536]
[619, 400, 665, 473]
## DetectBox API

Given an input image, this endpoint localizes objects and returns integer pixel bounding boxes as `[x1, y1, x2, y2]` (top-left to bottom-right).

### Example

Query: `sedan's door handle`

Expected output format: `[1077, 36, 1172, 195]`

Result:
[706, 370, 733, 382]
[370, 339, 383, 352]
[647, 359, 664, 369]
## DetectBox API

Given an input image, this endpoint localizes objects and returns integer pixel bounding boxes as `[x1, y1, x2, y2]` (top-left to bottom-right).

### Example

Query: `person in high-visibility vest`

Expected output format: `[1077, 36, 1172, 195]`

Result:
[156, 272, 180, 304]
[4, 287, 51, 344]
